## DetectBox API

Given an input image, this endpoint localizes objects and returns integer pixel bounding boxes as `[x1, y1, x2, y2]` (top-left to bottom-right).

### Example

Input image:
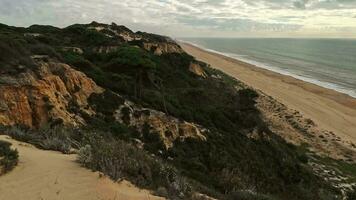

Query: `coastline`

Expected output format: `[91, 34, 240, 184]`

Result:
[180, 40, 356, 99]
[180, 42, 356, 144]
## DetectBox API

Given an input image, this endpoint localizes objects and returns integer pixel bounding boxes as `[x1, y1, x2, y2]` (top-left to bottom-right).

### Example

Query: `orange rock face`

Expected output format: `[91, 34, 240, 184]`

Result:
[143, 42, 184, 55]
[114, 101, 207, 149]
[0, 62, 103, 128]
[189, 62, 207, 78]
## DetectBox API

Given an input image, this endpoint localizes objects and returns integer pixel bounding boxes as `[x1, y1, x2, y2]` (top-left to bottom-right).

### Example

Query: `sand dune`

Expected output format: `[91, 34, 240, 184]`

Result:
[181, 43, 356, 145]
[0, 135, 164, 200]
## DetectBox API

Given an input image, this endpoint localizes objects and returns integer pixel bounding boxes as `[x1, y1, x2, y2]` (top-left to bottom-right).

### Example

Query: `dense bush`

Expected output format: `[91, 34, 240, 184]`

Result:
[0, 36, 34, 74]
[346, 188, 356, 200]
[29, 43, 61, 59]
[0, 140, 19, 175]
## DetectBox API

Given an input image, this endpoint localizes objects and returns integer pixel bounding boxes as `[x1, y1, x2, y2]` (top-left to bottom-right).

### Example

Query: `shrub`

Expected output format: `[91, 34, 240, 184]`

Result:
[3, 125, 76, 154]
[0, 36, 34, 73]
[227, 191, 275, 200]
[29, 43, 61, 59]
[3, 126, 35, 142]
[77, 132, 192, 199]
[0, 140, 19, 175]
[155, 186, 169, 198]
[346, 188, 356, 200]
[77, 144, 92, 165]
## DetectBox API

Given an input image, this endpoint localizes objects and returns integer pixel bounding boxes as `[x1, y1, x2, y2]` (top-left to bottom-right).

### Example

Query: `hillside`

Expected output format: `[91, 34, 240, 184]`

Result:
[0, 21, 355, 200]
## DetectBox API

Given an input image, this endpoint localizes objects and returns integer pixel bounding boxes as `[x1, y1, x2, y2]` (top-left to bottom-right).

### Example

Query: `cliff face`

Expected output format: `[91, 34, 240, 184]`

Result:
[189, 62, 207, 78]
[143, 42, 184, 55]
[85, 22, 183, 55]
[0, 61, 103, 128]
[114, 101, 207, 149]
[0, 59, 207, 147]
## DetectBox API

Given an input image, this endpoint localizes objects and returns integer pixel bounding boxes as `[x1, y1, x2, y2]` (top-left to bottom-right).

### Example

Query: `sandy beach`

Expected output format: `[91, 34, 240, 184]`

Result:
[180, 42, 356, 145]
[0, 135, 163, 200]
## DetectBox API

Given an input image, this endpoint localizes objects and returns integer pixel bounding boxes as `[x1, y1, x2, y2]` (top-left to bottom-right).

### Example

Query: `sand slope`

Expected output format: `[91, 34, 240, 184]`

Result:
[0, 135, 164, 200]
[181, 43, 356, 145]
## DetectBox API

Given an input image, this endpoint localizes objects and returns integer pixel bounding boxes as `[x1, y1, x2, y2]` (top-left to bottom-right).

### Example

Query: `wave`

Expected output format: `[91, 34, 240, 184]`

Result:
[180, 40, 356, 98]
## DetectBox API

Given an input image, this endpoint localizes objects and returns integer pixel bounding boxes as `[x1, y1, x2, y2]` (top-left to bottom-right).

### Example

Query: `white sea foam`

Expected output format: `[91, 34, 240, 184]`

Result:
[180, 40, 356, 98]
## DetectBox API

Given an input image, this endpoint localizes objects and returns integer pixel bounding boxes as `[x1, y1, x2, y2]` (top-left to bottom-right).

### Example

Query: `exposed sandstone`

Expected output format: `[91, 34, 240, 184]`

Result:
[24, 33, 41, 37]
[62, 47, 84, 54]
[88, 24, 141, 42]
[192, 193, 218, 200]
[143, 42, 184, 55]
[0, 61, 103, 128]
[114, 101, 207, 149]
[93, 46, 120, 54]
[189, 62, 207, 78]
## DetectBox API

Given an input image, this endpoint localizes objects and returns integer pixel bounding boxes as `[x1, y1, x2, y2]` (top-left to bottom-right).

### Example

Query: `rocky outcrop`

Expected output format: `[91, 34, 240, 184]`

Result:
[0, 61, 103, 128]
[88, 22, 141, 42]
[192, 193, 218, 200]
[86, 22, 183, 55]
[189, 62, 207, 78]
[143, 42, 184, 55]
[62, 47, 84, 54]
[114, 101, 207, 149]
[92, 46, 120, 54]
[24, 33, 41, 37]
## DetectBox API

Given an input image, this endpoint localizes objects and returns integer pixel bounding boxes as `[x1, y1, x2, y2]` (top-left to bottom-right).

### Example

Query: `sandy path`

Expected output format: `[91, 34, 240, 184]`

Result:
[0, 135, 164, 200]
[181, 43, 356, 145]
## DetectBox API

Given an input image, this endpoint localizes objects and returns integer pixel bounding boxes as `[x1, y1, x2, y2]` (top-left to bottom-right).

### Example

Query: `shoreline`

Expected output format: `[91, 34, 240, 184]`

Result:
[181, 40, 356, 99]
[180, 42, 356, 144]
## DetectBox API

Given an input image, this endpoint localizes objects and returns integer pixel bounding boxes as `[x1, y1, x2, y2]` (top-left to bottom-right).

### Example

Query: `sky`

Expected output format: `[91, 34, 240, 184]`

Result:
[1, 0, 356, 38]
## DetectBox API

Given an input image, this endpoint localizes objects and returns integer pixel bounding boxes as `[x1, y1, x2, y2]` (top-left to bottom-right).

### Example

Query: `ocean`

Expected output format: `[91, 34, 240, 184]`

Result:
[180, 38, 356, 98]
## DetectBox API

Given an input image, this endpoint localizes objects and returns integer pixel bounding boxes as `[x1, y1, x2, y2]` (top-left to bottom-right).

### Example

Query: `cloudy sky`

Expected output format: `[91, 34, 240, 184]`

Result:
[1, 0, 356, 38]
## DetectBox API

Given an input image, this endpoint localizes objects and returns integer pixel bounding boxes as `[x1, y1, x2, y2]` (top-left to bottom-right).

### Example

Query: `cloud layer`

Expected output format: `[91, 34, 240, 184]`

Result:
[0, 0, 355, 37]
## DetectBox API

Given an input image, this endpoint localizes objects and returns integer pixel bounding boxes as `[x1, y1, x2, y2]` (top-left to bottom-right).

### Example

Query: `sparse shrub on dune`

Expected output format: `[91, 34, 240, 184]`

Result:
[77, 131, 193, 199]
[0, 140, 19, 175]
[77, 144, 92, 165]
[2, 125, 76, 154]
[226, 191, 276, 200]
[34, 126, 76, 154]
[1, 126, 33, 142]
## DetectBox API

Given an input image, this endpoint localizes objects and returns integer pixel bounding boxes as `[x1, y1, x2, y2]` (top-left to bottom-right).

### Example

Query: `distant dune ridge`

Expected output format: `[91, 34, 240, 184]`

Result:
[0, 22, 356, 199]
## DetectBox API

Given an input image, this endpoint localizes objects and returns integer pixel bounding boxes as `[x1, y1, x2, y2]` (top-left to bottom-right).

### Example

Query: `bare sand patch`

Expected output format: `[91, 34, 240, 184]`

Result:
[0, 135, 164, 200]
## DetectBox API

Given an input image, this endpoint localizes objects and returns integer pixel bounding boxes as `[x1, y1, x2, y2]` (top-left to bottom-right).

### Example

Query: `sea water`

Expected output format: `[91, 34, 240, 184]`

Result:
[181, 38, 356, 98]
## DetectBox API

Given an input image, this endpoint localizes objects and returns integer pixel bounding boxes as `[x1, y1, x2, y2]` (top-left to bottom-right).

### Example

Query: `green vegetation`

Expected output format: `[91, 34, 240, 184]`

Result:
[77, 131, 193, 199]
[314, 155, 356, 183]
[3, 126, 75, 154]
[0, 139, 18, 175]
[0, 22, 352, 199]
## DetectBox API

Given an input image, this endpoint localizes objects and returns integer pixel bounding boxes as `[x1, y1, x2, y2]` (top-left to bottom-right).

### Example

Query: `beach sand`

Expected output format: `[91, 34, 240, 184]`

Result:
[0, 135, 164, 200]
[180, 42, 356, 145]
